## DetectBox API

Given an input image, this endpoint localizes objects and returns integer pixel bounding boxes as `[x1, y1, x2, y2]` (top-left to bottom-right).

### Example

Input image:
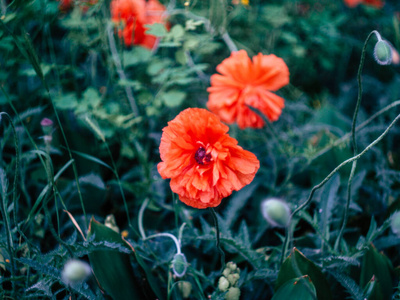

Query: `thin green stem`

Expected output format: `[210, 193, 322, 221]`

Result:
[138, 198, 150, 239]
[208, 207, 226, 270]
[144, 233, 181, 254]
[335, 30, 382, 252]
[281, 112, 400, 264]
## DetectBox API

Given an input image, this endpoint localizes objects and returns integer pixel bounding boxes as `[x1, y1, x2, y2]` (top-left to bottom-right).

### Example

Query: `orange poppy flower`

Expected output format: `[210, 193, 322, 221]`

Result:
[343, 0, 383, 8]
[158, 108, 260, 209]
[207, 50, 289, 129]
[110, 0, 168, 49]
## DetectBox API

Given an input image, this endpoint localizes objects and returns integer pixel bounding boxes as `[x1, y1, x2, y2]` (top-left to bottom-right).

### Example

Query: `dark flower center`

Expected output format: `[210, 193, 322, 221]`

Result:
[195, 147, 211, 165]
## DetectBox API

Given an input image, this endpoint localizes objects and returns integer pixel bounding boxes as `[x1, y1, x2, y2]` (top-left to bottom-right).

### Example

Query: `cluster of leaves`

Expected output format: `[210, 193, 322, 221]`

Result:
[2, 0, 400, 299]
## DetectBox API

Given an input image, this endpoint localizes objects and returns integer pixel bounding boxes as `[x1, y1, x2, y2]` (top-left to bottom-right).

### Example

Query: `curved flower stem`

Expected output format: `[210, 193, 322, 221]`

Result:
[334, 30, 382, 252]
[144, 233, 181, 254]
[138, 198, 150, 239]
[208, 207, 226, 270]
[280, 112, 400, 265]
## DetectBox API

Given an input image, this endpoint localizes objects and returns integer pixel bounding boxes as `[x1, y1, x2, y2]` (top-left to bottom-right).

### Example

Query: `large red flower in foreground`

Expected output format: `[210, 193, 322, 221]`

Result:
[343, 0, 383, 8]
[158, 108, 260, 209]
[110, 0, 168, 49]
[207, 50, 289, 129]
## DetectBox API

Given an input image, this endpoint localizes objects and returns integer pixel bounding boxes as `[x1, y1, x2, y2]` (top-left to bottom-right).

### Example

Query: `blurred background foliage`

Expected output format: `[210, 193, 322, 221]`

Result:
[2, 0, 400, 299]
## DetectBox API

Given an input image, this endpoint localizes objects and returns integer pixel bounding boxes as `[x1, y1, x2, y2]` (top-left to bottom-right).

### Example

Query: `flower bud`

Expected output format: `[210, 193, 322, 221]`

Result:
[62, 259, 91, 285]
[261, 198, 291, 227]
[40, 118, 53, 136]
[227, 273, 239, 286]
[177, 281, 192, 299]
[104, 214, 120, 233]
[391, 211, 400, 236]
[227, 261, 237, 272]
[374, 40, 392, 65]
[218, 276, 230, 292]
[222, 267, 231, 278]
[225, 287, 241, 300]
[172, 253, 187, 278]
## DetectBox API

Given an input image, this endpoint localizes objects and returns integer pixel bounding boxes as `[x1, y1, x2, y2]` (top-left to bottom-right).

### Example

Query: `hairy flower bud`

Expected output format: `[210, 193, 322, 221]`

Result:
[391, 211, 400, 236]
[225, 287, 241, 300]
[62, 259, 91, 285]
[218, 276, 230, 292]
[261, 198, 291, 227]
[172, 253, 187, 278]
[374, 40, 392, 65]
[178, 281, 192, 299]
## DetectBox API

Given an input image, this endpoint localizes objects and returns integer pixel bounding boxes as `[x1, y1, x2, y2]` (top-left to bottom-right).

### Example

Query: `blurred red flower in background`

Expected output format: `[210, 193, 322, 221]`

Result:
[58, 0, 98, 12]
[110, 0, 168, 49]
[207, 50, 289, 129]
[343, 0, 383, 8]
[158, 108, 260, 209]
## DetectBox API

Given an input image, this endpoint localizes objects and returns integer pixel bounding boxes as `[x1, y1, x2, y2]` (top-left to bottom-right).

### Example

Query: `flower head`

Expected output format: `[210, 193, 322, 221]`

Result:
[158, 108, 260, 209]
[110, 0, 168, 49]
[207, 50, 289, 129]
[343, 0, 383, 8]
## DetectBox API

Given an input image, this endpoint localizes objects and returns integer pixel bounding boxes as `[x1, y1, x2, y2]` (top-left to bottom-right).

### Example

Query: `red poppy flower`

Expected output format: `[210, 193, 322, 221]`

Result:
[58, 0, 73, 11]
[207, 50, 289, 129]
[343, 0, 383, 8]
[110, 0, 168, 49]
[158, 108, 260, 209]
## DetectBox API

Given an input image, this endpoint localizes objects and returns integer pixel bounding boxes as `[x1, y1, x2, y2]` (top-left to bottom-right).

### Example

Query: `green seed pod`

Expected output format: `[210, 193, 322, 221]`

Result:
[391, 211, 400, 236]
[218, 276, 230, 292]
[261, 198, 291, 227]
[62, 259, 91, 284]
[172, 253, 187, 278]
[225, 287, 241, 300]
[374, 40, 392, 65]
[177, 281, 192, 299]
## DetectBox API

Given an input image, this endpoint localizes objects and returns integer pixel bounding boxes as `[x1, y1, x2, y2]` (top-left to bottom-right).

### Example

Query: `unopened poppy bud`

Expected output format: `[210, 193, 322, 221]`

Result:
[62, 259, 91, 284]
[225, 287, 241, 300]
[261, 198, 291, 227]
[391, 211, 400, 236]
[218, 276, 230, 292]
[374, 40, 392, 65]
[177, 281, 192, 299]
[172, 253, 187, 277]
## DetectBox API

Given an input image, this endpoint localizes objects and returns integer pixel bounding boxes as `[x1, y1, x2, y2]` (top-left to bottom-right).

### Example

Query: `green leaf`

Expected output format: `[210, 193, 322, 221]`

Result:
[276, 248, 332, 300]
[54, 93, 78, 110]
[144, 23, 168, 37]
[272, 276, 316, 300]
[360, 243, 393, 300]
[161, 90, 186, 107]
[87, 217, 145, 300]
[363, 275, 384, 300]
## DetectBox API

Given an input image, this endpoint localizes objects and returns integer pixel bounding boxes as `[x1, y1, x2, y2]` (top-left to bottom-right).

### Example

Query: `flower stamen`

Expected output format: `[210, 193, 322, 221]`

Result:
[195, 147, 212, 165]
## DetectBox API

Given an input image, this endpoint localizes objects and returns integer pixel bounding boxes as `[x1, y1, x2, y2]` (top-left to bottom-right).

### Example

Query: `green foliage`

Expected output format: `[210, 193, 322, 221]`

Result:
[1, 0, 400, 299]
